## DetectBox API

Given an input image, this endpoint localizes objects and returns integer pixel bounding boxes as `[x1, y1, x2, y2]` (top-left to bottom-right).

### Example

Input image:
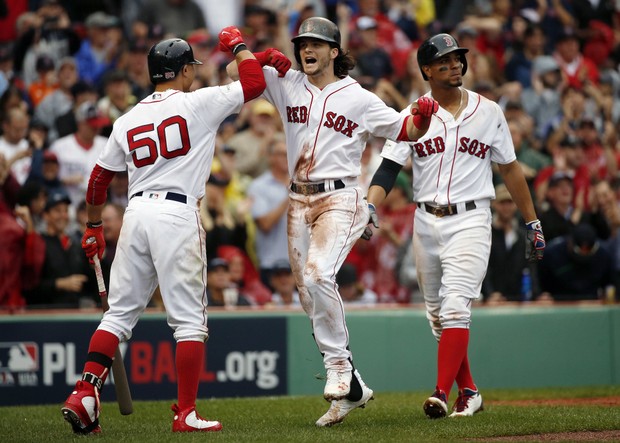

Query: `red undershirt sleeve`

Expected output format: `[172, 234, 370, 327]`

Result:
[396, 115, 412, 141]
[238, 58, 266, 103]
[85, 164, 116, 205]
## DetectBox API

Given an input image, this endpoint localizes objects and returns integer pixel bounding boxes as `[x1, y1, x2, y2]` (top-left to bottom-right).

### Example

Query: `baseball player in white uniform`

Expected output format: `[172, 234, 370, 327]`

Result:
[366, 33, 546, 419]
[227, 17, 438, 427]
[61, 30, 265, 434]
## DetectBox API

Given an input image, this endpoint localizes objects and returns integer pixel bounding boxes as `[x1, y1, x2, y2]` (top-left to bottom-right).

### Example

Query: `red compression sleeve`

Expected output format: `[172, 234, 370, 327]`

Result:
[238, 58, 266, 102]
[254, 51, 269, 66]
[86, 164, 115, 205]
[396, 115, 413, 141]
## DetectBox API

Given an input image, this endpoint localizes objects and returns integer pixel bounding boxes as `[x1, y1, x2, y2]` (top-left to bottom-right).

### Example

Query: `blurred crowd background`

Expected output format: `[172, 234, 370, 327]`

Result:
[1, 0, 620, 311]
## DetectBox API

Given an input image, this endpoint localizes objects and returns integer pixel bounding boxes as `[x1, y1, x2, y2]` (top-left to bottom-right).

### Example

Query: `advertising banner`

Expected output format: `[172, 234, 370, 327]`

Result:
[0, 315, 287, 406]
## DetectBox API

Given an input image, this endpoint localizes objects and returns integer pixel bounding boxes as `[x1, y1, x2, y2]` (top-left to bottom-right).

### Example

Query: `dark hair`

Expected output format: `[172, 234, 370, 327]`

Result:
[333, 46, 356, 78]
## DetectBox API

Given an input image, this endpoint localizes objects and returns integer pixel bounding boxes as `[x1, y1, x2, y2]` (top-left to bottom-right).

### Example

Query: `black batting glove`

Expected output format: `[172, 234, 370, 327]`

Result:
[525, 219, 545, 261]
[361, 202, 379, 241]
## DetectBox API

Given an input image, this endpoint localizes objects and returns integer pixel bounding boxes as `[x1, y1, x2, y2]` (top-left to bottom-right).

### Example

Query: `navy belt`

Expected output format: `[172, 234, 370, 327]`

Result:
[130, 191, 187, 204]
[290, 180, 345, 195]
[417, 201, 477, 218]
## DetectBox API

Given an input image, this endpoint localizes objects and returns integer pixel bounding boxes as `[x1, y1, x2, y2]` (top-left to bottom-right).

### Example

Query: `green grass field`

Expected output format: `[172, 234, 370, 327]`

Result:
[1, 386, 619, 442]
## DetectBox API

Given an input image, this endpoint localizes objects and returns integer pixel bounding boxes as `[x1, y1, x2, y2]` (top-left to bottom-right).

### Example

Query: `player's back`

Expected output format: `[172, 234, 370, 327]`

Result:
[108, 89, 222, 201]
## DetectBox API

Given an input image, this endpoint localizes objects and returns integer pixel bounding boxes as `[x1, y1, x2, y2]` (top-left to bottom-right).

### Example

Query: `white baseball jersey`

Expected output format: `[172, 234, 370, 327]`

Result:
[381, 89, 516, 204]
[50, 134, 108, 206]
[0, 137, 31, 185]
[97, 83, 245, 343]
[261, 67, 408, 182]
[97, 85, 243, 200]
[261, 66, 410, 371]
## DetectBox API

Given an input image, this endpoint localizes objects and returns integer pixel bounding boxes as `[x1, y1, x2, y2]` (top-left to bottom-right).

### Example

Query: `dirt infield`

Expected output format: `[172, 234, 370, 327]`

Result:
[475, 397, 620, 442]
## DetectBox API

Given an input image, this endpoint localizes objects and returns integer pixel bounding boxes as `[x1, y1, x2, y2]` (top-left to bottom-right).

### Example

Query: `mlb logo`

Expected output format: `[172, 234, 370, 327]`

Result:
[0, 342, 39, 372]
[147, 193, 160, 199]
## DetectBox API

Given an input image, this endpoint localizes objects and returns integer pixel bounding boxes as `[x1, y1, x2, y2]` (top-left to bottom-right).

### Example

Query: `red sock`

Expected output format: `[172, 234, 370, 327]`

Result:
[83, 329, 120, 384]
[176, 341, 204, 410]
[455, 354, 476, 392]
[436, 328, 469, 401]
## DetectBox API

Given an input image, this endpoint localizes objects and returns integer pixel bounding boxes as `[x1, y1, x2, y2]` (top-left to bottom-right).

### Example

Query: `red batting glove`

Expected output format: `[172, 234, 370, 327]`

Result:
[82, 224, 105, 265]
[218, 26, 245, 53]
[266, 48, 291, 77]
[411, 96, 439, 130]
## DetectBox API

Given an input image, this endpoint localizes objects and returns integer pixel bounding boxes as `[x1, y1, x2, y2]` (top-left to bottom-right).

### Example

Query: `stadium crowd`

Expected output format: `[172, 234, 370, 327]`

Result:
[1, 0, 620, 310]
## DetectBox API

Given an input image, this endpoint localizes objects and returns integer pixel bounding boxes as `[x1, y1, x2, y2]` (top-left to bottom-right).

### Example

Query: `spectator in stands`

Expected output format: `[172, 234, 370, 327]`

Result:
[16, 180, 47, 233]
[134, 0, 207, 40]
[552, 28, 599, 90]
[509, 118, 551, 191]
[534, 137, 591, 211]
[0, 155, 45, 309]
[74, 11, 123, 88]
[353, 16, 393, 82]
[504, 22, 546, 89]
[218, 245, 271, 306]
[206, 257, 253, 307]
[49, 100, 109, 210]
[97, 70, 137, 137]
[54, 80, 99, 141]
[576, 117, 617, 182]
[122, 39, 153, 100]
[28, 54, 57, 108]
[521, 55, 565, 141]
[266, 259, 300, 307]
[538, 222, 613, 301]
[337, 263, 377, 306]
[483, 184, 533, 303]
[226, 98, 280, 178]
[247, 133, 289, 286]
[538, 171, 596, 243]
[34, 56, 77, 143]
[0, 107, 30, 184]
[201, 174, 248, 260]
[352, 0, 411, 78]
[24, 190, 97, 308]
[0, 43, 14, 97]
[26, 150, 66, 199]
[13, 0, 80, 88]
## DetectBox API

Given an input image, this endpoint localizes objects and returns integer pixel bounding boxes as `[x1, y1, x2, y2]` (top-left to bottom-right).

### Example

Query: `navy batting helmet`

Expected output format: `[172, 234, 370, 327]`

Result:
[291, 17, 341, 64]
[147, 38, 202, 85]
[417, 33, 469, 81]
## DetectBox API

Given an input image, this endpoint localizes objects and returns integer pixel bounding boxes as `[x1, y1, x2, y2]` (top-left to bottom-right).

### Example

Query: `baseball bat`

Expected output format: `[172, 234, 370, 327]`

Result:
[90, 245, 134, 415]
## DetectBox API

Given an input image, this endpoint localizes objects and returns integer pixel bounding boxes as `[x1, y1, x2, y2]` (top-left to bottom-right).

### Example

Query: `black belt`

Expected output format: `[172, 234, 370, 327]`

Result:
[130, 191, 187, 204]
[290, 179, 345, 195]
[417, 201, 477, 218]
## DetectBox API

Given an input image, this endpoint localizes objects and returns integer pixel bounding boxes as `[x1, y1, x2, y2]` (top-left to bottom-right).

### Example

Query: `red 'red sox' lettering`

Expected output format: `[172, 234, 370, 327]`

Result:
[413, 137, 445, 157]
[412, 136, 491, 159]
[323, 111, 359, 138]
[458, 137, 491, 159]
[286, 106, 308, 123]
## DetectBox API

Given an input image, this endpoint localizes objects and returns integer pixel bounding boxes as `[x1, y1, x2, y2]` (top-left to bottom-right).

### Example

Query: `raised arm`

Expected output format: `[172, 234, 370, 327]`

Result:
[218, 26, 267, 102]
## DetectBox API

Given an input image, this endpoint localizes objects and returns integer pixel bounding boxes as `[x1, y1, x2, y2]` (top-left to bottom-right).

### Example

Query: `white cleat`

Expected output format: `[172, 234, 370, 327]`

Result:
[449, 388, 484, 417]
[323, 368, 352, 401]
[316, 382, 374, 427]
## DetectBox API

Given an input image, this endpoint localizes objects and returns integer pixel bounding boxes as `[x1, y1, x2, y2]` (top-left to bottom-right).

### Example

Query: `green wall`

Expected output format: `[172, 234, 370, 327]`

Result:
[287, 305, 620, 395]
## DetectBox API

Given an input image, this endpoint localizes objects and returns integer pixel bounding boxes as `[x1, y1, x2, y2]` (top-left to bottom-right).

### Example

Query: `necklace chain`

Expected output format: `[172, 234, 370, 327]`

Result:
[453, 88, 464, 118]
